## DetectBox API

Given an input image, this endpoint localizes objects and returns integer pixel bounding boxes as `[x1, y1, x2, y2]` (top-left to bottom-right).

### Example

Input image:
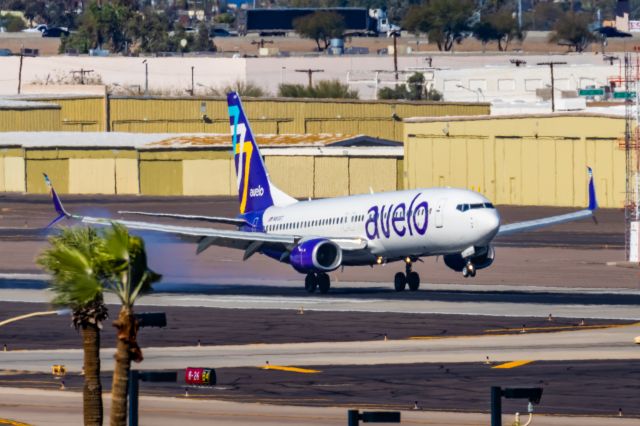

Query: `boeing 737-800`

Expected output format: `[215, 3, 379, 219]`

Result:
[45, 92, 598, 293]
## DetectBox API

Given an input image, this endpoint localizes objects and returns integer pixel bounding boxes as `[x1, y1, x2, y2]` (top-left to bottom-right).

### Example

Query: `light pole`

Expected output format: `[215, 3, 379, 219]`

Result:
[190, 66, 195, 96]
[456, 84, 483, 102]
[142, 59, 148, 96]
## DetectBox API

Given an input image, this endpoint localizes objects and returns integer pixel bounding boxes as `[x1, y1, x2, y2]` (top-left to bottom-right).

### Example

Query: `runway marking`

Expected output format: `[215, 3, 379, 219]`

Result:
[0, 418, 32, 426]
[260, 365, 321, 374]
[484, 322, 639, 333]
[492, 360, 534, 369]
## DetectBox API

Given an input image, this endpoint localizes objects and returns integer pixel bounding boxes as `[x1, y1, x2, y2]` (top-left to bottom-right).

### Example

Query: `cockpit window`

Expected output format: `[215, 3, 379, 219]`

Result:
[456, 202, 495, 212]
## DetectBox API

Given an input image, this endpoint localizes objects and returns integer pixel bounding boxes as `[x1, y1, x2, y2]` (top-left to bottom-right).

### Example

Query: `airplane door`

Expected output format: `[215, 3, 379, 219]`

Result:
[435, 198, 446, 228]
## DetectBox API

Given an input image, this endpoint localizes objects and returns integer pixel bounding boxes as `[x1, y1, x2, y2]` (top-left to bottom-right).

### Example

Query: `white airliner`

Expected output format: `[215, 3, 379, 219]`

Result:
[45, 92, 598, 294]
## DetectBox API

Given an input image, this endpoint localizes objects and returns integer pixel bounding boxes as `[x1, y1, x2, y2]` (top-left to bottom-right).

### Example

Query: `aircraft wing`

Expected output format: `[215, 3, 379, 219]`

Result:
[496, 167, 598, 237]
[44, 175, 367, 258]
[117, 210, 248, 226]
[497, 209, 593, 237]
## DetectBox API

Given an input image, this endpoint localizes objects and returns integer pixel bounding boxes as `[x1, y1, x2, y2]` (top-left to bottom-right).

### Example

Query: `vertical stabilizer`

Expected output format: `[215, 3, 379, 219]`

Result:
[227, 92, 297, 214]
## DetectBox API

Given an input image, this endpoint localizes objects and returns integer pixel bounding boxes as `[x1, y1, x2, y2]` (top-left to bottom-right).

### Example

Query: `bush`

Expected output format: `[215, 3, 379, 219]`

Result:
[1, 14, 26, 32]
[278, 79, 358, 99]
[378, 73, 442, 101]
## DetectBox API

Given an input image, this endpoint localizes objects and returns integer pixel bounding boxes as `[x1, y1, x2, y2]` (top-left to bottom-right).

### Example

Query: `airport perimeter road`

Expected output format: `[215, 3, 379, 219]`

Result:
[2, 324, 639, 373]
[0, 388, 637, 426]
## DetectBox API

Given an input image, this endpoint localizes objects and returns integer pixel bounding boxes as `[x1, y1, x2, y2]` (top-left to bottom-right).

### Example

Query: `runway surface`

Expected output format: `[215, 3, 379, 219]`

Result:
[2, 388, 638, 426]
[3, 360, 638, 417]
[2, 322, 639, 373]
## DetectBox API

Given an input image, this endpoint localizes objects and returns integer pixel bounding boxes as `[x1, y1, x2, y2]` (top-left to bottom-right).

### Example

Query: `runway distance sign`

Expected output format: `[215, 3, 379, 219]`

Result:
[185, 367, 216, 386]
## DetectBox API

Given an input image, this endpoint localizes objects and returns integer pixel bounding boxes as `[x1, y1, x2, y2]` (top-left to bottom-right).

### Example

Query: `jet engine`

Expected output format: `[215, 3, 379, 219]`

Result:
[443, 246, 495, 272]
[289, 238, 343, 273]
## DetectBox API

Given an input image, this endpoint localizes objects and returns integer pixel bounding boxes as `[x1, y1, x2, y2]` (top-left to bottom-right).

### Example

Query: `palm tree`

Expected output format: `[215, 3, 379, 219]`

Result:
[102, 224, 161, 426]
[37, 227, 110, 426]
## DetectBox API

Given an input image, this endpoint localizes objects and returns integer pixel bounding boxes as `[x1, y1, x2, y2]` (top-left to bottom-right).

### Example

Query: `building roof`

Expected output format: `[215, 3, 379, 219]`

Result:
[0, 132, 401, 149]
[0, 99, 61, 110]
[403, 112, 624, 123]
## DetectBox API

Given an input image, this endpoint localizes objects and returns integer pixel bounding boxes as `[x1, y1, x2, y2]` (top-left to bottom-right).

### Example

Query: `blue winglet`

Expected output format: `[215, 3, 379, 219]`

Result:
[44, 173, 70, 228]
[587, 167, 598, 211]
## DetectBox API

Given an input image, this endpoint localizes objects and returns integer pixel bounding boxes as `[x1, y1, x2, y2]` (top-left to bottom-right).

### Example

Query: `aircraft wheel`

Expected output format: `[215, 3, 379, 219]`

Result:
[394, 272, 407, 292]
[317, 273, 331, 294]
[305, 273, 318, 293]
[462, 263, 476, 278]
[407, 271, 420, 291]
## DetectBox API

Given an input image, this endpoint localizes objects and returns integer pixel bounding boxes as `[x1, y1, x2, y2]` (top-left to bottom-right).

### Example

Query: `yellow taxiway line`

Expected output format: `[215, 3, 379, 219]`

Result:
[492, 360, 534, 369]
[260, 365, 321, 374]
[0, 418, 31, 426]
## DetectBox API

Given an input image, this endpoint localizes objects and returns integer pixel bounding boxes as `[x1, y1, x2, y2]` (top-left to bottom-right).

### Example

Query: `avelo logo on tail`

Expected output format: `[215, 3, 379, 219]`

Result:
[250, 185, 265, 197]
[227, 92, 274, 214]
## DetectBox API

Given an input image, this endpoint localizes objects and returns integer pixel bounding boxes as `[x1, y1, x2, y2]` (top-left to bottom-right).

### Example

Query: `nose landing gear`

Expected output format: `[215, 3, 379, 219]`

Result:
[394, 258, 421, 292]
[462, 261, 476, 278]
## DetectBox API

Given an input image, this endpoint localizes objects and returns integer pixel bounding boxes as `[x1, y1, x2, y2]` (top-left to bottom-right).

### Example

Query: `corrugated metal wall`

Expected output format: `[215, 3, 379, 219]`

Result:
[2, 96, 488, 137]
[108, 97, 489, 140]
[404, 115, 630, 208]
[8, 146, 401, 197]
[0, 108, 61, 131]
[52, 97, 105, 131]
[0, 148, 25, 192]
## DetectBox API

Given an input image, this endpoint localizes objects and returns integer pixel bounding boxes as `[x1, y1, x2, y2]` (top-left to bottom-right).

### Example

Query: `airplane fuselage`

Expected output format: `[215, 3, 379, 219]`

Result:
[257, 187, 501, 266]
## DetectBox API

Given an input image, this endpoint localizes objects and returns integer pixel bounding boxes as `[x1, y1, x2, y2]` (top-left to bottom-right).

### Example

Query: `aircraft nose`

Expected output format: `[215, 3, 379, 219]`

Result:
[477, 209, 500, 242]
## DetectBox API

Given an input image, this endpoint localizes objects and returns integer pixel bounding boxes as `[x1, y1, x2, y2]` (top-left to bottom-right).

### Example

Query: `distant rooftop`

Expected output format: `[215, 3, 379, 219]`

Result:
[0, 132, 401, 149]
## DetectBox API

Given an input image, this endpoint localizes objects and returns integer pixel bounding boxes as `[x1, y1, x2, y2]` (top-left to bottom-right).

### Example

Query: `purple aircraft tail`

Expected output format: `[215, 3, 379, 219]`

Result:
[227, 92, 275, 214]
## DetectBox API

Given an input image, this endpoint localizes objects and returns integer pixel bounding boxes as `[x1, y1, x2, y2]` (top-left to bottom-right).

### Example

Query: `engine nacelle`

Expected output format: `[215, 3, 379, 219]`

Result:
[289, 238, 342, 273]
[444, 246, 495, 272]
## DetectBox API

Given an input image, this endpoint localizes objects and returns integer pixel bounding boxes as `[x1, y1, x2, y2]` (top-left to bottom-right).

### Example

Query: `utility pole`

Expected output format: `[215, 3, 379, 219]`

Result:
[295, 69, 324, 88]
[251, 38, 273, 52]
[70, 68, 94, 84]
[142, 59, 148, 96]
[390, 30, 400, 81]
[191, 66, 195, 96]
[537, 61, 567, 112]
[17, 46, 23, 94]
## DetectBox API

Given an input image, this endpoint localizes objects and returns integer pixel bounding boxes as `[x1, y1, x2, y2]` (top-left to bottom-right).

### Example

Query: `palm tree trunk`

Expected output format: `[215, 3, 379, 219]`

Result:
[109, 308, 132, 426]
[81, 324, 103, 426]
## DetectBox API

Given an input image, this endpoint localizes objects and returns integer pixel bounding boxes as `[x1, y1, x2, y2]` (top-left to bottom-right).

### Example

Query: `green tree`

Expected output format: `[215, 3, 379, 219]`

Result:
[378, 72, 442, 101]
[193, 21, 214, 52]
[293, 11, 345, 51]
[473, 8, 523, 51]
[104, 224, 161, 426]
[549, 12, 595, 52]
[525, 1, 563, 31]
[0, 14, 26, 31]
[403, 0, 475, 52]
[37, 227, 110, 426]
[278, 79, 358, 99]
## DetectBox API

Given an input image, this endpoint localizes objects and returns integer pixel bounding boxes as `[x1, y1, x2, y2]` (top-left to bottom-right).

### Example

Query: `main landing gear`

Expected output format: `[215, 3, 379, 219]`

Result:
[305, 272, 331, 294]
[394, 258, 420, 292]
